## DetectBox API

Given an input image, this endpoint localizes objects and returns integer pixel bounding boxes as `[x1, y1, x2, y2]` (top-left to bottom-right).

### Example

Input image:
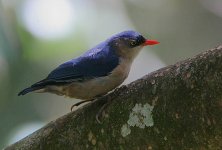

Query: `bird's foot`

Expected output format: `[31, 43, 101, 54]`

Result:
[70, 99, 94, 111]
[95, 86, 127, 123]
[70, 95, 104, 111]
[96, 99, 111, 124]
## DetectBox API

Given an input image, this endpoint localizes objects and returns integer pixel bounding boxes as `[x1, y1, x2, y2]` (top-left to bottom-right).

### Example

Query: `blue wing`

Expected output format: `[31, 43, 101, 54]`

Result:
[46, 45, 119, 83]
[18, 43, 119, 96]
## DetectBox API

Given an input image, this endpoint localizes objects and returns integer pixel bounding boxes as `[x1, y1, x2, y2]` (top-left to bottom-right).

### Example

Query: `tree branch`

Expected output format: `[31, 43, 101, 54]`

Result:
[5, 45, 222, 150]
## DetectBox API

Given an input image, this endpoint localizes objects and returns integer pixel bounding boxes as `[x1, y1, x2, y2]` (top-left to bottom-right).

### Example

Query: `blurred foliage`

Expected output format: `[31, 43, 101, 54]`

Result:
[0, 0, 222, 148]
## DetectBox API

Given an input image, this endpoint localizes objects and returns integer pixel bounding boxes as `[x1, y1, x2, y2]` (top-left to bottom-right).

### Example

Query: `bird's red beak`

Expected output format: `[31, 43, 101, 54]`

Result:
[143, 40, 160, 46]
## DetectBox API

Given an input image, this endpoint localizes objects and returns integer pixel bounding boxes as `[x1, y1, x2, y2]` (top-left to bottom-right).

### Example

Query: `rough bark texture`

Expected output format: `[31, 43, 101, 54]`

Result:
[5, 45, 222, 150]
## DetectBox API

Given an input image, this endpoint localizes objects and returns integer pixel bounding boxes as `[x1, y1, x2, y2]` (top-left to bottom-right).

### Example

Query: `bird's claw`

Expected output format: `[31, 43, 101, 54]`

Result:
[96, 105, 106, 124]
[70, 99, 93, 111]
[95, 87, 126, 123]
[95, 97, 113, 124]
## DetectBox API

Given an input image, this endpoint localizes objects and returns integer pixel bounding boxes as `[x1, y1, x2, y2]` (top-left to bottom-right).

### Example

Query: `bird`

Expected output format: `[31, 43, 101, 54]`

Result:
[18, 30, 159, 109]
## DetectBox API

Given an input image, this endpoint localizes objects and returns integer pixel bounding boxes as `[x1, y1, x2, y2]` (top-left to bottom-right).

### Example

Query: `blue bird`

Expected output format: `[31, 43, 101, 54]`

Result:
[18, 30, 159, 107]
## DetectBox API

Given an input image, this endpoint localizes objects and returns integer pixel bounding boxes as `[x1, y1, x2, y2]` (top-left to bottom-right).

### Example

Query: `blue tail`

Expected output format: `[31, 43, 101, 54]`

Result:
[18, 79, 65, 96]
[18, 79, 47, 96]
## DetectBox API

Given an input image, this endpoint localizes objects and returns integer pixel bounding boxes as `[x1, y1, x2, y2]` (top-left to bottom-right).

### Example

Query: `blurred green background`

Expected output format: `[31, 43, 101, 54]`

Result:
[0, 0, 222, 148]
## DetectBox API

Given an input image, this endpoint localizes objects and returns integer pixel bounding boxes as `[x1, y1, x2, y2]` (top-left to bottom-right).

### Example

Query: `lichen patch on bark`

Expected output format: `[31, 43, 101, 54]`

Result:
[121, 103, 154, 137]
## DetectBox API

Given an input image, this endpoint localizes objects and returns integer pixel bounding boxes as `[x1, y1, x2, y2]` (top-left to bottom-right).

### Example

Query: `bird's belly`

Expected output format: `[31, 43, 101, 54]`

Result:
[44, 58, 132, 100]
[64, 60, 131, 99]
[64, 75, 124, 99]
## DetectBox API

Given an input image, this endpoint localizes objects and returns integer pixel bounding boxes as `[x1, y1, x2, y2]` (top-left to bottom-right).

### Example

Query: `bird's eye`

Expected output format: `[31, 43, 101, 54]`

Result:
[130, 41, 136, 46]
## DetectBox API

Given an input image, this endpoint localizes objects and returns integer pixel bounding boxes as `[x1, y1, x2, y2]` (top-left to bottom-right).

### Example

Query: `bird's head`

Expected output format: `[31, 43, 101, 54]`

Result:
[108, 30, 159, 59]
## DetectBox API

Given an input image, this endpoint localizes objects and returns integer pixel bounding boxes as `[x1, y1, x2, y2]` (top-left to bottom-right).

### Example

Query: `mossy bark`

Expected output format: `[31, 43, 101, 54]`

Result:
[5, 45, 222, 150]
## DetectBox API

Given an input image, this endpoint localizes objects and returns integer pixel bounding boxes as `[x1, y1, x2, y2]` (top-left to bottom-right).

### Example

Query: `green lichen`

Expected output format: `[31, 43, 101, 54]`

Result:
[127, 103, 154, 128]
[121, 124, 131, 137]
[121, 103, 154, 137]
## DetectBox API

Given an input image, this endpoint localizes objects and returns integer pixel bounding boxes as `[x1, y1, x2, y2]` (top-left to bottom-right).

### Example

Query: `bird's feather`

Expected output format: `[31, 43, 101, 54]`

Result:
[46, 44, 119, 82]
[18, 42, 120, 96]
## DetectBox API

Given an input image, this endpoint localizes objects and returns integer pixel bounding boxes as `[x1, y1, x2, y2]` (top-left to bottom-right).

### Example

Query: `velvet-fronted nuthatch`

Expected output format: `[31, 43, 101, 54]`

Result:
[18, 30, 159, 107]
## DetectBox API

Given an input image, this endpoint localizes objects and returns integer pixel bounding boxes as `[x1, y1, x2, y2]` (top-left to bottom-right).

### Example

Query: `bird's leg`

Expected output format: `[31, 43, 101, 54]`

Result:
[96, 97, 112, 124]
[96, 85, 127, 123]
[70, 95, 103, 111]
[70, 99, 93, 111]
